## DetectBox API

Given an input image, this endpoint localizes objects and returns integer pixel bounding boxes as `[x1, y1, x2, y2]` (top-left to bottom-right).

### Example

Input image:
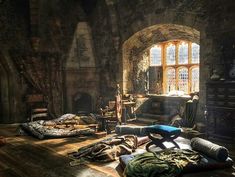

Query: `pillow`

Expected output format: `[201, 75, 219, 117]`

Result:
[191, 137, 228, 162]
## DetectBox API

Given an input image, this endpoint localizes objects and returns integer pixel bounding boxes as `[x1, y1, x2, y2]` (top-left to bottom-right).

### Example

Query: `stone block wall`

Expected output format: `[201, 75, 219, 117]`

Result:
[89, 0, 235, 122]
[0, 0, 29, 123]
[1, 0, 235, 124]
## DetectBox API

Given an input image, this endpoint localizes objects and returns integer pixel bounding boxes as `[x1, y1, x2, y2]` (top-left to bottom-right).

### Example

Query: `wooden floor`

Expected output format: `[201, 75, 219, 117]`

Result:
[0, 124, 235, 177]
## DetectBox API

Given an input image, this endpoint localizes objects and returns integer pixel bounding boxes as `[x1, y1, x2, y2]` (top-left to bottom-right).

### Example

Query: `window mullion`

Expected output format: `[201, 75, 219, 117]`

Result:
[188, 42, 191, 94]
[188, 66, 191, 94]
[176, 42, 179, 65]
[176, 42, 179, 90]
[189, 42, 192, 64]
[162, 44, 166, 93]
[176, 67, 178, 91]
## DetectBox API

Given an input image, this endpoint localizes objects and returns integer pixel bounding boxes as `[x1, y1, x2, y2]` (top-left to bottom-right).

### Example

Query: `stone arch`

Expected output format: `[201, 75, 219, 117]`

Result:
[121, 24, 200, 94]
[116, 1, 205, 43]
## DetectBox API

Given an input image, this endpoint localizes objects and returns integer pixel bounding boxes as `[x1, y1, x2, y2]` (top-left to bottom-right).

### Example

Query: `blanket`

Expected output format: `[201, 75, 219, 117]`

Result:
[20, 114, 96, 139]
[120, 152, 233, 177]
[124, 149, 201, 177]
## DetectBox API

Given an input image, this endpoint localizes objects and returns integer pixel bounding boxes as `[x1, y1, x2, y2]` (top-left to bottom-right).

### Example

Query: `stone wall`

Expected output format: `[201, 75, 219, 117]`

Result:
[89, 0, 120, 103]
[89, 0, 235, 122]
[0, 0, 29, 123]
[65, 22, 99, 113]
[1, 0, 235, 123]
[0, 0, 99, 122]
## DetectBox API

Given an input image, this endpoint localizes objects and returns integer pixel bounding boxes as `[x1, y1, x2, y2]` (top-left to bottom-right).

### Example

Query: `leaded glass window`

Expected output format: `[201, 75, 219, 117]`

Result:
[166, 44, 176, 65]
[192, 43, 200, 63]
[178, 42, 188, 64]
[150, 45, 161, 66]
[148, 40, 200, 95]
[178, 67, 188, 93]
[191, 67, 199, 92]
[166, 68, 176, 93]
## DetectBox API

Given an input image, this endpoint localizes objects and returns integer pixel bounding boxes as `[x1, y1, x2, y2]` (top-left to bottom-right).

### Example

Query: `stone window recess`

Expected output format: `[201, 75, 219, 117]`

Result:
[149, 40, 200, 95]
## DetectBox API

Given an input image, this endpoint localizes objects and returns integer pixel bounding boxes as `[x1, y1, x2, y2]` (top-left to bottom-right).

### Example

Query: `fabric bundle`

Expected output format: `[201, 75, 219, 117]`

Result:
[69, 135, 138, 165]
[191, 137, 229, 162]
[124, 149, 201, 177]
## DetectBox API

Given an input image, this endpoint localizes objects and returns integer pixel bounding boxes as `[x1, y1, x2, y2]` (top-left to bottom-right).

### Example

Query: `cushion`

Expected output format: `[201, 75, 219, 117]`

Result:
[146, 125, 181, 136]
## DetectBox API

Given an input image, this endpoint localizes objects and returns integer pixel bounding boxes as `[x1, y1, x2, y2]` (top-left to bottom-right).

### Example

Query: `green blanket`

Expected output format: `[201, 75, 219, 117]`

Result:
[124, 149, 201, 177]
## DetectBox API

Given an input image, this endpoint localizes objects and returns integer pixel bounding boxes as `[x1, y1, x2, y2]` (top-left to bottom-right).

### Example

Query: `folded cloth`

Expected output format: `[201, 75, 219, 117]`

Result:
[191, 137, 229, 162]
[69, 135, 138, 163]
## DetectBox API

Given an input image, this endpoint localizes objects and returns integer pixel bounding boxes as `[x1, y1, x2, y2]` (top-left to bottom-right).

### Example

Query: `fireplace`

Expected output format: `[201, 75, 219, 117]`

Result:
[72, 92, 92, 114]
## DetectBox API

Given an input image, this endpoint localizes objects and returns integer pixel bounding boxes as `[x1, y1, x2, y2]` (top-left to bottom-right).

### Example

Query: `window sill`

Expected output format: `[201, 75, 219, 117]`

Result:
[147, 94, 191, 99]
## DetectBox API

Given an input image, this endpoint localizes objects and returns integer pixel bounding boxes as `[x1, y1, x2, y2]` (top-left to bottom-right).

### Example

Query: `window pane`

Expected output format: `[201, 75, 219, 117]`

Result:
[166, 44, 176, 65]
[178, 68, 188, 93]
[192, 43, 200, 63]
[166, 68, 176, 93]
[191, 67, 199, 92]
[178, 42, 188, 64]
[150, 46, 161, 66]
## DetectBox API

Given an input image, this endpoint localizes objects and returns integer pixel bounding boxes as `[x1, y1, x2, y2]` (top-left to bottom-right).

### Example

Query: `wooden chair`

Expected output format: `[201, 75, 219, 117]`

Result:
[26, 94, 48, 121]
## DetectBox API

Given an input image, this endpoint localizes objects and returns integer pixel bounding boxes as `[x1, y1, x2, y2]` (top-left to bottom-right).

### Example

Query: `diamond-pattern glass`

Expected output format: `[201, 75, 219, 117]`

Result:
[150, 46, 161, 66]
[192, 43, 200, 63]
[166, 44, 176, 65]
[191, 67, 199, 92]
[166, 68, 176, 93]
[178, 67, 188, 93]
[178, 42, 188, 64]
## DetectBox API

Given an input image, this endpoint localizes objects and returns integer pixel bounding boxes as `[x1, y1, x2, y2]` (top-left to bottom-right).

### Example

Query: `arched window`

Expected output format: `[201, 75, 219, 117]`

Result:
[149, 40, 200, 95]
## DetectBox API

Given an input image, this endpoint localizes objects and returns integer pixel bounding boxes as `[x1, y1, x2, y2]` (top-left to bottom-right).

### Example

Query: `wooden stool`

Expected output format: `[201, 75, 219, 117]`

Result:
[145, 125, 181, 151]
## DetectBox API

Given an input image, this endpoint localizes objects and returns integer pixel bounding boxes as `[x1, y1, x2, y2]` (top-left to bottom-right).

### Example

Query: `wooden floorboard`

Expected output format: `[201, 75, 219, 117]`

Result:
[0, 125, 235, 177]
[0, 126, 119, 177]
[0, 169, 23, 177]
